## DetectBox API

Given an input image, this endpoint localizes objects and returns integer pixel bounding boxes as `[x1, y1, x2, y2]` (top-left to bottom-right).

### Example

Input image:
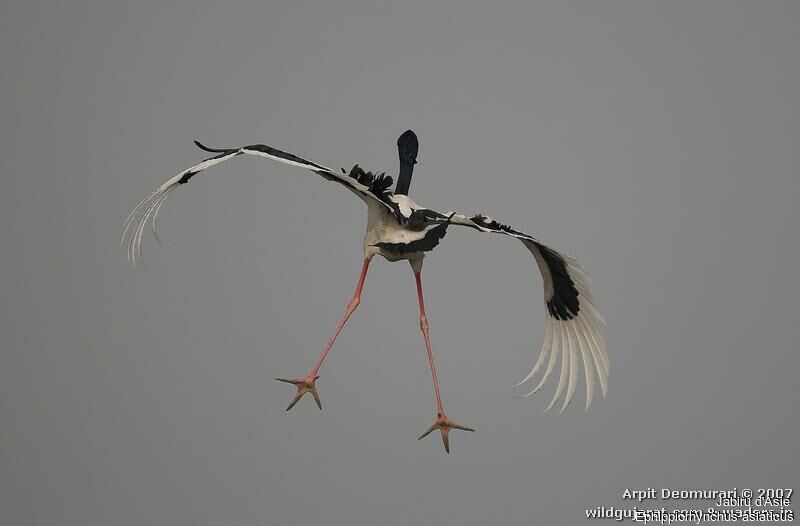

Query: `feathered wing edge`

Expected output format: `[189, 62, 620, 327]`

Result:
[516, 241, 608, 412]
[120, 149, 239, 266]
[121, 141, 397, 266]
[447, 213, 608, 412]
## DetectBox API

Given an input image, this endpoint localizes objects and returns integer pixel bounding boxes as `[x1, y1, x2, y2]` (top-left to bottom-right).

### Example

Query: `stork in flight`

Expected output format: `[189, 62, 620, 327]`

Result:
[122, 130, 607, 453]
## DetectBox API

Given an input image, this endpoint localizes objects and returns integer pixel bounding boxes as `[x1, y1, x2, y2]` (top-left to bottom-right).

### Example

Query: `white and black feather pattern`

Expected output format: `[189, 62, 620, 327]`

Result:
[121, 141, 400, 266]
[372, 212, 456, 255]
[446, 212, 608, 412]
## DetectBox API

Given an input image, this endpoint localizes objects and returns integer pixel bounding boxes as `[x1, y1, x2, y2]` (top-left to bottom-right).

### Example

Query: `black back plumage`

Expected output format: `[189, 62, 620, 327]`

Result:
[345, 164, 394, 201]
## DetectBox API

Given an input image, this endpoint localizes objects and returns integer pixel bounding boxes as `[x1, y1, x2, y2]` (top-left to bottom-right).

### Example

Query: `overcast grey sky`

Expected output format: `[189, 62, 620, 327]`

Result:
[1, 1, 798, 525]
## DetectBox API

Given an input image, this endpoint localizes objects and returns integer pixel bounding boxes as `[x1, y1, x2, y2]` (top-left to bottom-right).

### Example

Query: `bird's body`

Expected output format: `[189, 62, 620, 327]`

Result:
[365, 194, 423, 261]
[122, 130, 607, 453]
[364, 193, 445, 268]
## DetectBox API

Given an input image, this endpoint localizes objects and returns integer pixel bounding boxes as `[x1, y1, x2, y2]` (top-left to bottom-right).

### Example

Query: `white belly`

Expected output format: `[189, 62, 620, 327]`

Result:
[362, 207, 426, 263]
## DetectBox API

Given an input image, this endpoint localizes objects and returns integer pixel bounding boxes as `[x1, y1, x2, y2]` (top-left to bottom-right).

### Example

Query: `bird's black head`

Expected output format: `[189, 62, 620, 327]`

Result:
[395, 130, 418, 195]
[397, 130, 419, 166]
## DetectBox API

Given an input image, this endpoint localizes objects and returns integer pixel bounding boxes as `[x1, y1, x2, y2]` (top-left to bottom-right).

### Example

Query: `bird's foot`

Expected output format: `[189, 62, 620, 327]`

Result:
[275, 375, 322, 411]
[418, 411, 474, 453]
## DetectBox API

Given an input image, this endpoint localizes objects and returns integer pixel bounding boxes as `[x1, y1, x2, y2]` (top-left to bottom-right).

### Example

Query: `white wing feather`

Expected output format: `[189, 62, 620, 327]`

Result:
[121, 143, 395, 266]
[445, 212, 608, 412]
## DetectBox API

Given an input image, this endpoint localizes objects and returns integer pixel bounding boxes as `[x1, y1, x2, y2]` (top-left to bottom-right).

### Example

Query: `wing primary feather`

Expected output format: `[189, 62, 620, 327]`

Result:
[121, 187, 162, 247]
[133, 190, 167, 266]
[571, 322, 595, 410]
[128, 195, 150, 263]
[577, 316, 608, 397]
[584, 299, 607, 325]
[568, 268, 593, 300]
[544, 321, 569, 412]
[152, 185, 177, 245]
[446, 210, 607, 411]
[565, 258, 592, 283]
[130, 192, 160, 266]
[579, 308, 608, 372]
[132, 184, 179, 265]
[147, 190, 170, 245]
[122, 141, 400, 267]
[519, 319, 561, 397]
[576, 317, 606, 398]
[513, 318, 553, 387]
[560, 322, 579, 414]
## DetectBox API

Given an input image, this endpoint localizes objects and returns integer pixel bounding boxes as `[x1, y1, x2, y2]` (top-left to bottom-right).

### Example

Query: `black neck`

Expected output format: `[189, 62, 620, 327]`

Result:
[395, 130, 418, 196]
[395, 163, 412, 195]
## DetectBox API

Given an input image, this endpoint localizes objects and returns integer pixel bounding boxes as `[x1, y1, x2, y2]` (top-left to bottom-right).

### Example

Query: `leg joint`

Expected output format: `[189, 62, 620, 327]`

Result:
[419, 315, 429, 331]
[347, 296, 361, 311]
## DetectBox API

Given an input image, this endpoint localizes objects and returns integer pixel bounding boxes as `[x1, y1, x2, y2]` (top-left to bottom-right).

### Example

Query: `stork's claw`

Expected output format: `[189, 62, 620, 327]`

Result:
[275, 375, 322, 410]
[418, 412, 474, 453]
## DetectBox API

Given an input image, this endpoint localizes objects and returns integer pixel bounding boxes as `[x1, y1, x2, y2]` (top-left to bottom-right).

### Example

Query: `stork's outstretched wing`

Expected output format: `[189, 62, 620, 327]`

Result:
[446, 212, 607, 412]
[121, 141, 398, 265]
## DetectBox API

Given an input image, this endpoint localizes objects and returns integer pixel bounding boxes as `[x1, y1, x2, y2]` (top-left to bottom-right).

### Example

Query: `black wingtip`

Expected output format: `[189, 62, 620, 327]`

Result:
[194, 140, 233, 153]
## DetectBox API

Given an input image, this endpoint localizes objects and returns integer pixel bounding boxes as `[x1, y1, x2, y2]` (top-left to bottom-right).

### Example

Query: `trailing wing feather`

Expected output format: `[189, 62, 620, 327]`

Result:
[121, 141, 399, 266]
[445, 212, 608, 412]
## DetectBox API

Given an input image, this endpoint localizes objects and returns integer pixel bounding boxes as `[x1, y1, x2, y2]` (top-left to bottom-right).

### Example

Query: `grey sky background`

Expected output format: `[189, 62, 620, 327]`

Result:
[2, 1, 798, 525]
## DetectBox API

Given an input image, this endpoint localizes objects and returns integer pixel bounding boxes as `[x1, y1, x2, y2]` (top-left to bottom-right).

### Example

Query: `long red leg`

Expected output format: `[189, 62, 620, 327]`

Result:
[276, 257, 371, 410]
[415, 271, 445, 414]
[311, 257, 371, 376]
[414, 270, 474, 452]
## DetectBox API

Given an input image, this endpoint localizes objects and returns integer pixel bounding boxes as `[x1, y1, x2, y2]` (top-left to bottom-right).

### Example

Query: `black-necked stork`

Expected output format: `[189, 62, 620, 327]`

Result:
[122, 130, 607, 453]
